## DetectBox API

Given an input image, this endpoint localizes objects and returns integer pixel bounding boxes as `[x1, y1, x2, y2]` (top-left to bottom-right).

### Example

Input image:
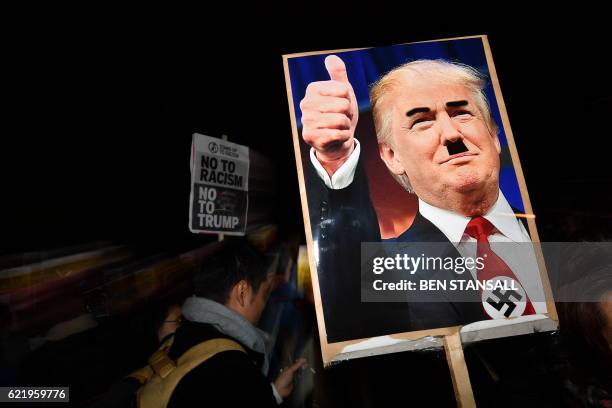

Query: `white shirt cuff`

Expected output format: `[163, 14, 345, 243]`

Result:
[309, 139, 361, 190]
[271, 383, 283, 405]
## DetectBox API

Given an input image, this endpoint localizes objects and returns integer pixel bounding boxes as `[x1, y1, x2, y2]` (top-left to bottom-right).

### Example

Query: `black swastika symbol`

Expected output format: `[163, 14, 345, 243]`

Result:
[486, 288, 523, 317]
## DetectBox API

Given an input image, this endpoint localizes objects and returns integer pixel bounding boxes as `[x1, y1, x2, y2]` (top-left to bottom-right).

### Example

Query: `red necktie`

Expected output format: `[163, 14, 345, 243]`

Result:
[465, 217, 535, 318]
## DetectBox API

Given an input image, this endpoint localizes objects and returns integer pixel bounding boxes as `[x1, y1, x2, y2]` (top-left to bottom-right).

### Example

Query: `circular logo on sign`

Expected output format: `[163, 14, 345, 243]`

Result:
[208, 142, 219, 153]
[481, 276, 527, 319]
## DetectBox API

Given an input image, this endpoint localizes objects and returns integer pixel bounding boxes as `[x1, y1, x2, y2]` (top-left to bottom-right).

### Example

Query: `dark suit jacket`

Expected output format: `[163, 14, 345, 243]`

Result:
[305, 152, 487, 343]
[383, 213, 489, 329]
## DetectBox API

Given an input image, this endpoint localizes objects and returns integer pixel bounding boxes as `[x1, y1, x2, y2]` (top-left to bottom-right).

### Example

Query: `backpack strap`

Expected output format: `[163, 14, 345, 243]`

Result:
[128, 336, 175, 384]
[136, 338, 245, 408]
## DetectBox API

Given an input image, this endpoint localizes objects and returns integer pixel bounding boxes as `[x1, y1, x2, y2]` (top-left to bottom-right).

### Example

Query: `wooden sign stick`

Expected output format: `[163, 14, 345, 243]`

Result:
[443, 331, 476, 408]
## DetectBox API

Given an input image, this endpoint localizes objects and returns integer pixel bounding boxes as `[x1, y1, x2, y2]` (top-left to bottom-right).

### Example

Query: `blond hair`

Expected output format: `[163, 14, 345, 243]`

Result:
[369, 60, 498, 191]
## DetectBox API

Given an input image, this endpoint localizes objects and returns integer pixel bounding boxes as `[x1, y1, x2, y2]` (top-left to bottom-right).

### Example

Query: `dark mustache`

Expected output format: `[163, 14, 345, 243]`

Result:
[446, 139, 469, 156]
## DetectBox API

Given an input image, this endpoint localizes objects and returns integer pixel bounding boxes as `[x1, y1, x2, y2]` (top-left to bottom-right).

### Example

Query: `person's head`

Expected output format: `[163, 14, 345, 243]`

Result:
[193, 240, 273, 324]
[370, 59, 501, 213]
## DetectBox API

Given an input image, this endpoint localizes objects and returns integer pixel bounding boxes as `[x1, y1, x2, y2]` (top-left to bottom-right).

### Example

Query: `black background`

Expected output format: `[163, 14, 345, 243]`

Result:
[3, 9, 611, 255]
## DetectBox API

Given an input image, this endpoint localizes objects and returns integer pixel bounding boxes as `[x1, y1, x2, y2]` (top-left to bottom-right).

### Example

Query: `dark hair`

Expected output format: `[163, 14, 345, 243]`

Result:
[193, 239, 269, 304]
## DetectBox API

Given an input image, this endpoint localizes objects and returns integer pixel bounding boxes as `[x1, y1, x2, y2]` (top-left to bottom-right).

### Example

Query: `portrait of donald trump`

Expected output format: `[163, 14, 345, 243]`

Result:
[284, 36, 553, 354]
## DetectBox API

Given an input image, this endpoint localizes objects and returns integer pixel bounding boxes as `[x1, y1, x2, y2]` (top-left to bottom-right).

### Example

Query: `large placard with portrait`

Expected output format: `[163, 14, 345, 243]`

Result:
[283, 35, 557, 364]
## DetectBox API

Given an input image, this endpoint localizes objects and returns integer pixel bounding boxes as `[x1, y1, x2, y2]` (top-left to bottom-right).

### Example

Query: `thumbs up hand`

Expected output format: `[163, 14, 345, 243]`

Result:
[299, 55, 359, 176]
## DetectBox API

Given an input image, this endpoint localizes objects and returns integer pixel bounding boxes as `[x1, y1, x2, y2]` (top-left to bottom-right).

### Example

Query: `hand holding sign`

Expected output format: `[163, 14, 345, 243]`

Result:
[299, 55, 359, 176]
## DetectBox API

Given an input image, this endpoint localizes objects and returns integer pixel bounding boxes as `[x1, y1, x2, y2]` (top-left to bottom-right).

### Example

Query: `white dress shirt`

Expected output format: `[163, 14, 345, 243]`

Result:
[419, 196, 547, 314]
[309, 139, 361, 190]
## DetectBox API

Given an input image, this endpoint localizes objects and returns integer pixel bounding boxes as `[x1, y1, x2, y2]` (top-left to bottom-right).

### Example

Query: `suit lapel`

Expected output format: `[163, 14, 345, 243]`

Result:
[384, 212, 488, 327]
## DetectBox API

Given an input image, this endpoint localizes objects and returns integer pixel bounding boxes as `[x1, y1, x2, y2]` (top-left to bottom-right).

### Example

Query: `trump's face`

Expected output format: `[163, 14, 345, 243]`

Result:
[380, 74, 501, 208]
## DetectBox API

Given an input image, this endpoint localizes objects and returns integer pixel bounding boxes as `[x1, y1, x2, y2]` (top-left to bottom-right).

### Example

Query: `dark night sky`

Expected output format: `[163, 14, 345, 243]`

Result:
[3, 10, 611, 255]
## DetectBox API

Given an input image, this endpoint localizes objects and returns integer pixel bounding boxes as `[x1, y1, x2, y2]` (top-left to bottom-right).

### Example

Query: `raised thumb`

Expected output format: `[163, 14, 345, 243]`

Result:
[324, 55, 349, 83]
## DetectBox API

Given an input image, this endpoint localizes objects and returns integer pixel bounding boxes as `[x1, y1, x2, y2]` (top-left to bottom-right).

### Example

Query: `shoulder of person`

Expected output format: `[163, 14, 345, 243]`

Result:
[168, 350, 274, 407]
